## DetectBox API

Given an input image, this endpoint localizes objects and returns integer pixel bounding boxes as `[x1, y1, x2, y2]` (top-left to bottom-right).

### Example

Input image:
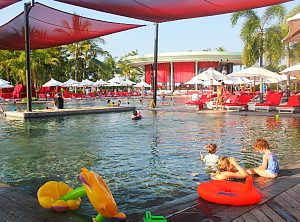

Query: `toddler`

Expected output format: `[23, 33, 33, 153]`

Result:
[200, 143, 219, 164]
[247, 138, 279, 178]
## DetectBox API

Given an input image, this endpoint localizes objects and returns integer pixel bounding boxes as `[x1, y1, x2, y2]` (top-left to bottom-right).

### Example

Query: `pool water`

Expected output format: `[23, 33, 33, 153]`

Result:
[0, 97, 299, 220]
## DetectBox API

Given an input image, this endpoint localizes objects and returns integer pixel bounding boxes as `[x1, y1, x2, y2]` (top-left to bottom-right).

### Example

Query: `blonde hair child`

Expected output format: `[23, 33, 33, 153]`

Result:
[212, 156, 248, 180]
[247, 138, 279, 178]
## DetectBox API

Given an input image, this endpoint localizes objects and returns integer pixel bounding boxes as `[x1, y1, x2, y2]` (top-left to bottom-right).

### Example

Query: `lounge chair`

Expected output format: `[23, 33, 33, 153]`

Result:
[224, 94, 254, 111]
[276, 95, 300, 113]
[185, 95, 209, 110]
[255, 93, 282, 112]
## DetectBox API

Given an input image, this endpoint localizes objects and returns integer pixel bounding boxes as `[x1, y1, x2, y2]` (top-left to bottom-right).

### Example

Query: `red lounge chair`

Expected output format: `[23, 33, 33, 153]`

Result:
[185, 95, 209, 110]
[255, 93, 282, 112]
[276, 95, 300, 113]
[224, 95, 254, 111]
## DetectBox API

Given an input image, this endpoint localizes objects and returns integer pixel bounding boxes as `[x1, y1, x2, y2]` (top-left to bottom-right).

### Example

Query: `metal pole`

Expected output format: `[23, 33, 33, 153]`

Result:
[151, 23, 159, 108]
[24, 1, 34, 112]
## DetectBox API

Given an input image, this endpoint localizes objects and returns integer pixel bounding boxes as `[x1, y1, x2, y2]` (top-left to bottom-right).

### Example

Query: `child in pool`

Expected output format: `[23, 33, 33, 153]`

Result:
[200, 143, 219, 164]
[131, 110, 142, 118]
[247, 138, 279, 178]
[211, 156, 249, 180]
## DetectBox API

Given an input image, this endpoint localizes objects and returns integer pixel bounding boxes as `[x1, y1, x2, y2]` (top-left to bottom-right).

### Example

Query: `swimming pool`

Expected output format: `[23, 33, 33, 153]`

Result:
[0, 97, 299, 220]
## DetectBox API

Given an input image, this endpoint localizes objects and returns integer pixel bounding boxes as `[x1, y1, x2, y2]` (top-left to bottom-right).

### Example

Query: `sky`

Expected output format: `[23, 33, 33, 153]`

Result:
[0, 0, 299, 61]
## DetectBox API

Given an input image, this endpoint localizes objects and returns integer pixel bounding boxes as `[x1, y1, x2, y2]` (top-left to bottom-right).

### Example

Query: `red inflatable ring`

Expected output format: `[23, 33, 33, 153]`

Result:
[197, 177, 262, 206]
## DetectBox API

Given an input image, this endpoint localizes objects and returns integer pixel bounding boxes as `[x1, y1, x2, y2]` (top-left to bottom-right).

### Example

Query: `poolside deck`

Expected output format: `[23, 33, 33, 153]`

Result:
[3, 106, 135, 118]
[130, 160, 300, 222]
[0, 160, 299, 222]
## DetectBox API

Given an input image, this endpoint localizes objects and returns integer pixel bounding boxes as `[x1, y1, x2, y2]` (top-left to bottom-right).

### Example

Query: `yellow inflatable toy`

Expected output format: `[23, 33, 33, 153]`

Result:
[37, 181, 81, 212]
[80, 168, 126, 221]
[37, 168, 126, 222]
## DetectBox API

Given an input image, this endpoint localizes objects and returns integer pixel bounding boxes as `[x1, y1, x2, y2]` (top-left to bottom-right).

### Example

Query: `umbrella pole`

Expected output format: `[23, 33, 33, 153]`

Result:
[259, 77, 263, 103]
[24, 1, 34, 112]
[151, 23, 159, 108]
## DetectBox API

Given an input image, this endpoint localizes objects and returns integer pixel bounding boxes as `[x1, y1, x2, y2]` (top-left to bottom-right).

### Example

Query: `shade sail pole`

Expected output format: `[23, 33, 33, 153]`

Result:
[24, 0, 34, 112]
[151, 23, 159, 108]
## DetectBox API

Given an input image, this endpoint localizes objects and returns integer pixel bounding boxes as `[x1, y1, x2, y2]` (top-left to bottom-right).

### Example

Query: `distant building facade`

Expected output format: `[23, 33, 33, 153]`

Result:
[125, 51, 243, 89]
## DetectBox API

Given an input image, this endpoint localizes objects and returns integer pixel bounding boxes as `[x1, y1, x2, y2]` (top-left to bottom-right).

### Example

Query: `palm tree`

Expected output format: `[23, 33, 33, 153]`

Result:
[231, 5, 286, 67]
[118, 50, 144, 82]
[215, 47, 226, 52]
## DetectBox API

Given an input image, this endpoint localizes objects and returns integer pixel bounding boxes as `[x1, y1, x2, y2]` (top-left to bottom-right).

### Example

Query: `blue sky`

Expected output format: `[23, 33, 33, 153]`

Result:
[0, 0, 298, 61]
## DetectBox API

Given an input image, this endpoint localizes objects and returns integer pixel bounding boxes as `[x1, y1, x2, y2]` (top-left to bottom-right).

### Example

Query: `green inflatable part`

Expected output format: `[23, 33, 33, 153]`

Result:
[144, 211, 167, 222]
[59, 186, 87, 201]
[93, 213, 106, 222]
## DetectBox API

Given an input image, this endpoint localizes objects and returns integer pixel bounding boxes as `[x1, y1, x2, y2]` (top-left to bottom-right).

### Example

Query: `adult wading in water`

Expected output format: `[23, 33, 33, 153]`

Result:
[54, 93, 64, 109]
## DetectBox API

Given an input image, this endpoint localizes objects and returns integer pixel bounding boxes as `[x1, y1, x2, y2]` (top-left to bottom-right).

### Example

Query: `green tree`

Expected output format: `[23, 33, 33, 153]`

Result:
[231, 5, 286, 67]
[118, 50, 144, 82]
[215, 47, 226, 52]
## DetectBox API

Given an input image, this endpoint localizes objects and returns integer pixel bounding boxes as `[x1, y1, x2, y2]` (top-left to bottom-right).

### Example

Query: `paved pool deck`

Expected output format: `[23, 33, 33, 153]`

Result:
[2, 106, 135, 118]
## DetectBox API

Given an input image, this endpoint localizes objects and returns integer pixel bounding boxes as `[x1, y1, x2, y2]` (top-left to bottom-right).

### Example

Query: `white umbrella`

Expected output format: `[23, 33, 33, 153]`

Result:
[105, 82, 121, 86]
[0, 79, 13, 88]
[282, 12, 300, 43]
[134, 81, 151, 87]
[229, 67, 281, 102]
[0, 79, 10, 84]
[202, 79, 221, 86]
[122, 79, 136, 85]
[185, 79, 204, 84]
[94, 79, 108, 86]
[42, 78, 63, 87]
[228, 67, 281, 79]
[78, 79, 95, 87]
[61, 78, 79, 86]
[228, 76, 250, 84]
[196, 68, 229, 81]
[107, 76, 125, 85]
[280, 63, 300, 75]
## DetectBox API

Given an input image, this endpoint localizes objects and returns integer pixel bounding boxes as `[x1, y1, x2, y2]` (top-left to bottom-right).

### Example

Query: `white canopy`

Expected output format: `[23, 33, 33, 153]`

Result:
[282, 12, 300, 43]
[94, 79, 109, 86]
[78, 79, 95, 87]
[122, 79, 136, 85]
[42, 78, 63, 87]
[61, 78, 80, 86]
[185, 79, 204, 84]
[0, 79, 13, 88]
[228, 67, 281, 79]
[280, 63, 300, 75]
[107, 76, 125, 85]
[228, 76, 251, 84]
[196, 68, 229, 81]
[134, 81, 151, 87]
[0, 79, 10, 84]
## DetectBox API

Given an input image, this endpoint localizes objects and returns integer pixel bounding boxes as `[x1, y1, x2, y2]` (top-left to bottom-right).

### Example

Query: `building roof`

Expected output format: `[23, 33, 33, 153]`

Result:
[125, 51, 243, 67]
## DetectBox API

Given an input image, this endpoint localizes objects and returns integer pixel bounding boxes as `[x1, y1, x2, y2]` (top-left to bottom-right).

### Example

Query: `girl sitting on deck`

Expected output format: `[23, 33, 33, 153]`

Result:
[247, 138, 279, 178]
[211, 156, 249, 180]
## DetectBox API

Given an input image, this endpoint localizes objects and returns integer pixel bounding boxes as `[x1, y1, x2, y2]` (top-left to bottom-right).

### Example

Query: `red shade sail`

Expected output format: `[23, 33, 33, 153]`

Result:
[0, 3, 144, 50]
[0, 0, 19, 10]
[55, 0, 291, 23]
